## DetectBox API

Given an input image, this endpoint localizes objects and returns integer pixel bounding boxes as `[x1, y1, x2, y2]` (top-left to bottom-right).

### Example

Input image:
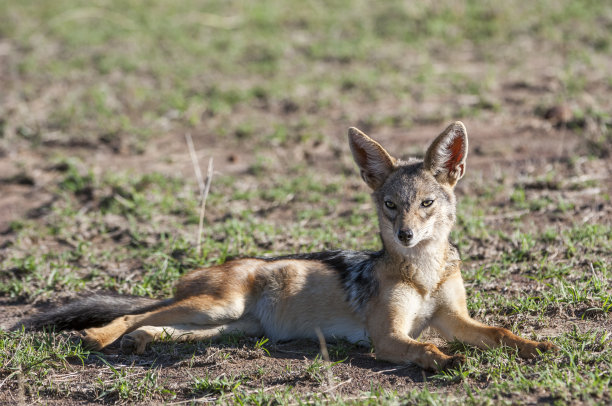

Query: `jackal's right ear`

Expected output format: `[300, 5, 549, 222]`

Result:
[424, 121, 468, 187]
[348, 127, 397, 190]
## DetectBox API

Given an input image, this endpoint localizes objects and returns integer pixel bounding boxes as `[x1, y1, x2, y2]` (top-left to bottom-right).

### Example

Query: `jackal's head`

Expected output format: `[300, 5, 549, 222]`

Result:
[348, 122, 468, 253]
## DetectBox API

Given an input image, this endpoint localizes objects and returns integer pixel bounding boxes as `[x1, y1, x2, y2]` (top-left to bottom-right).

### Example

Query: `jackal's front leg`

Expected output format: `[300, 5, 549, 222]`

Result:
[373, 332, 465, 371]
[432, 274, 557, 358]
[367, 293, 465, 371]
[433, 313, 556, 358]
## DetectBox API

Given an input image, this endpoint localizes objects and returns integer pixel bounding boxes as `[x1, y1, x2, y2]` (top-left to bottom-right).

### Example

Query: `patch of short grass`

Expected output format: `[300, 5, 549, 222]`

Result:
[94, 360, 174, 402]
[439, 328, 611, 405]
[0, 329, 89, 396]
[463, 223, 611, 319]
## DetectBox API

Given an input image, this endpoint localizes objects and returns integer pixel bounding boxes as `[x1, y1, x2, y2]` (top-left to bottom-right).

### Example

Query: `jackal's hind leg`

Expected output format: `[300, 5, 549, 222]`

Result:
[82, 297, 248, 351]
[120, 317, 264, 354]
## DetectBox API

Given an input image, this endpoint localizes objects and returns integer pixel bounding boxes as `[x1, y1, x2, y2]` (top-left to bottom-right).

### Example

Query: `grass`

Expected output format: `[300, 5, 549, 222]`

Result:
[461, 223, 611, 323]
[1, 0, 611, 404]
[94, 359, 173, 402]
[441, 328, 611, 405]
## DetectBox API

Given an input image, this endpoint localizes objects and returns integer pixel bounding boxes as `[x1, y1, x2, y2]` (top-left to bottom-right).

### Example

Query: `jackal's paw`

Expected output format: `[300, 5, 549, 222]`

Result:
[447, 354, 467, 369]
[77, 330, 104, 351]
[518, 341, 558, 358]
[437, 354, 466, 371]
[418, 344, 465, 371]
[120, 331, 150, 354]
[119, 335, 138, 354]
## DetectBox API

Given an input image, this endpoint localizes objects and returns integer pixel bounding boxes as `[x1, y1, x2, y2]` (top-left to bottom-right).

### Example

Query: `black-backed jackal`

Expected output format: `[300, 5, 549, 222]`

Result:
[20, 122, 556, 370]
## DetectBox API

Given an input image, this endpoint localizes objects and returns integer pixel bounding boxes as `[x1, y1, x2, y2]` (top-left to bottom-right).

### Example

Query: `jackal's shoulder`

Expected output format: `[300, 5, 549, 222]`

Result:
[447, 241, 461, 264]
[439, 241, 462, 285]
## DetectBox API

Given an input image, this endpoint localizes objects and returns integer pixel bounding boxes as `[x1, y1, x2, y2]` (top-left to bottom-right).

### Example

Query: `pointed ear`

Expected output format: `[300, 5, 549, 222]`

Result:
[348, 127, 397, 190]
[424, 121, 468, 187]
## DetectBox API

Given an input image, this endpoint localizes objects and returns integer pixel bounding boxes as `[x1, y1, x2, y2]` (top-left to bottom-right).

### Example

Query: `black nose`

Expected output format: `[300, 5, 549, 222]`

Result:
[397, 228, 413, 244]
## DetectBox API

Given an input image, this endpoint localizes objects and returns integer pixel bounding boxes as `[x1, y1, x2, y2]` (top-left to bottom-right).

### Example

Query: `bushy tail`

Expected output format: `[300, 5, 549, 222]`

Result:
[15, 293, 174, 331]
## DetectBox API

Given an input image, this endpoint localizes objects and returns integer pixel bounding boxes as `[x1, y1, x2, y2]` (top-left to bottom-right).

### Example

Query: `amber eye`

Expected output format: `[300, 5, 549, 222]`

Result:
[421, 199, 434, 207]
[384, 200, 396, 209]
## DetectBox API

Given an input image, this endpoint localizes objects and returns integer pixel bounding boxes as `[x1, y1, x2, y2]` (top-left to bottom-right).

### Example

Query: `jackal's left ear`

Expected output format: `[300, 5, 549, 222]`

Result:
[348, 127, 397, 190]
[424, 121, 468, 187]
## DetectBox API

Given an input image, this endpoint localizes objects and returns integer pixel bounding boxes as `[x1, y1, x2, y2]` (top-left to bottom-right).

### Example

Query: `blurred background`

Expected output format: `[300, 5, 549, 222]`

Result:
[0, 1, 610, 403]
[1, 0, 609, 235]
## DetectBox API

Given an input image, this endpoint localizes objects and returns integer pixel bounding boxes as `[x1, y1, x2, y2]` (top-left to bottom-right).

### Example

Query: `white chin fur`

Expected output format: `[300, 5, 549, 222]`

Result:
[396, 237, 424, 250]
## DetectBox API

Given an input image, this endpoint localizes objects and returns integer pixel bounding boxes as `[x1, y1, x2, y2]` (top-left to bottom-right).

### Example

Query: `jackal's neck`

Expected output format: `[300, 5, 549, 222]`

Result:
[380, 237, 449, 289]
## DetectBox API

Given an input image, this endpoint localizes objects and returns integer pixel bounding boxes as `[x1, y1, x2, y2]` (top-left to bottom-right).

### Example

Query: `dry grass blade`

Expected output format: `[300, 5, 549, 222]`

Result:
[314, 327, 335, 395]
[185, 132, 205, 199]
[197, 157, 214, 254]
[184, 132, 214, 254]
